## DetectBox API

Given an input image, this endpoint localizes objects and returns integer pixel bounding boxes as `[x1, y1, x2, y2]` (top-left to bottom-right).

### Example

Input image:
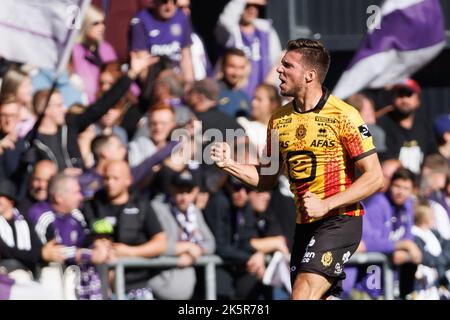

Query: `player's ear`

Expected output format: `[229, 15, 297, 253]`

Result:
[305, 69, 317, 83]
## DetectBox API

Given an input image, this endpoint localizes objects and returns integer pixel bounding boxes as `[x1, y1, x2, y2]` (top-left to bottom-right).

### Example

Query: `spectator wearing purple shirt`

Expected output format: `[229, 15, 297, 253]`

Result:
[215, 0, 282, 98]
[129, 0, 194, 83]
[346, 168, 422, 299]
[72, 5, 118, 104]
[28, 174, 110, 299]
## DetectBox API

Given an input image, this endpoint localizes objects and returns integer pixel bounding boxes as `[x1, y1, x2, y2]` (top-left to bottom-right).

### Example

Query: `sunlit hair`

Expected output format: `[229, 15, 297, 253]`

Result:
[0, 65, 29, 104]
[286, 38, 330, 84]
[79, 4, 105, 44]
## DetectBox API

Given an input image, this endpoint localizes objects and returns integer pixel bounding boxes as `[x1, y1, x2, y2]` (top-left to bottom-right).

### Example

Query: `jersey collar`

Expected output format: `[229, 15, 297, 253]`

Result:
[293, 86, 330, 114]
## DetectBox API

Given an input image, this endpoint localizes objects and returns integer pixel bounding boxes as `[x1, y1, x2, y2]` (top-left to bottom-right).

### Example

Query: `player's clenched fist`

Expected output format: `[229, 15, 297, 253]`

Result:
[210, 142, 232, 168]
[302, 191, 330, 218]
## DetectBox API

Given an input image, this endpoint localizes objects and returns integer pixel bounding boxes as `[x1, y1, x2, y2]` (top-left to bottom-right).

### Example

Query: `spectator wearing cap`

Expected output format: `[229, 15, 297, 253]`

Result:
[149, 169, 215, 299]
[378, 79, 437, 174]
[433, 113, 450, 166]
[129, 0, 194, 83]
[83, 160, 167, 299]
[203, 176, 268, 299]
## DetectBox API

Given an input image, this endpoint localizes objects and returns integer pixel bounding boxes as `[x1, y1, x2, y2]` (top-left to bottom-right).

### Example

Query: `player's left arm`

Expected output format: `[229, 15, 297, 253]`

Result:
[303, 153, 384, 218]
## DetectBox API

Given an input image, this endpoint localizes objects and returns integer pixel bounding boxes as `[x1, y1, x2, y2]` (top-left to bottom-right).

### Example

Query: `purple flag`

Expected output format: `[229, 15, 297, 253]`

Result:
[333, 0, 446, 99]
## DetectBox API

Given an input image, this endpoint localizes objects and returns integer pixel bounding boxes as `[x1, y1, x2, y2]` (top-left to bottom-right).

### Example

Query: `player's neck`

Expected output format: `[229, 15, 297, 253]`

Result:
[294, 85, 324, 112]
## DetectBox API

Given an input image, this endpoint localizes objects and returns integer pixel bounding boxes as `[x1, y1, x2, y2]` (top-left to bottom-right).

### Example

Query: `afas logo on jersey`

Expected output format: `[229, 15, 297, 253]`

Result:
[310, 139, 335, 148]
[358, 124, 372, 139]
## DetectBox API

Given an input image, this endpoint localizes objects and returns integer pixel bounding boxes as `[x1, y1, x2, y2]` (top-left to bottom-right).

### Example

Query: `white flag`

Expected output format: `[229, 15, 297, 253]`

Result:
[0, 0, 90, 75]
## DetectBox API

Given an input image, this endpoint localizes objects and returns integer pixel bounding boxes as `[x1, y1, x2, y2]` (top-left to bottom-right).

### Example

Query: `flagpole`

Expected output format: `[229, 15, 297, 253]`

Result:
[25, 0, 91, 144]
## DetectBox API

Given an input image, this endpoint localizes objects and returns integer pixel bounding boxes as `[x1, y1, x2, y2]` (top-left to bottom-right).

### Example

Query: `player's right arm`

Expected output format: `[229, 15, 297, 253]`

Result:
[210, 142, 281, 190]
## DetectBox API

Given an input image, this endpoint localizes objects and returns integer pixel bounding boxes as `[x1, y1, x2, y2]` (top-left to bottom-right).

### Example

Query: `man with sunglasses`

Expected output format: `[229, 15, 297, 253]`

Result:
[379, 79, 437, 174]
[129, 0, 194, 83]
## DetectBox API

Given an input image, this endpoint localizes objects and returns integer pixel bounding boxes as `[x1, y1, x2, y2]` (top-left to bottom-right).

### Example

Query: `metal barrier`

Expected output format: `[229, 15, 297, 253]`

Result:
[99, 252, 394, 300]
[99, 255, 223, 300]
[347, 252, 394, 300]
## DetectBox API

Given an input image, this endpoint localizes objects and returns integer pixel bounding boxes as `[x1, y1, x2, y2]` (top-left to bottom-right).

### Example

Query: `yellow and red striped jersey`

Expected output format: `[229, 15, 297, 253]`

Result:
[266, 89, 376, 224]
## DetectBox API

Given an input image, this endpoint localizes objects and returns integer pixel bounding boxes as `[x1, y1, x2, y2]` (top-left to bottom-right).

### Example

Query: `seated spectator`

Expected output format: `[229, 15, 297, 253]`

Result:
[433, 113, 450, 166]
[248, 188, 290, 298]
[0, 66, 35, 138]
[352, 168, 422, 299]
[215, 0, 282, 98]
[129, 0, 194, 83]
[267, 174, 296, 251]
[16, 160, 57, 217]
[345, 92, 387, 159]
[0, 180, 47, 276]
[72, 4, 118, 103]
[411, 202, 450, 299]
[83, 160, 167, 299]
[27, 174, 109, 299]
[203, 176, 267, 299]
[217, 48, 251, 118]
[150, 169, 215, 299]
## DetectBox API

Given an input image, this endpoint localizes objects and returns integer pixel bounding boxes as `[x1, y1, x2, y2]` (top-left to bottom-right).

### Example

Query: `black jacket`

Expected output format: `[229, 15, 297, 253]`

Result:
[203, 190, 257, 266]
[83, 189, 163, 290]
[32, 75, 133, 170]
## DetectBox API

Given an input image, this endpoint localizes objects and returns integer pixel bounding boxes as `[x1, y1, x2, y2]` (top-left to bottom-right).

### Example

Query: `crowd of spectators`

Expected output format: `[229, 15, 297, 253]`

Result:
[0, 0, 449, 300]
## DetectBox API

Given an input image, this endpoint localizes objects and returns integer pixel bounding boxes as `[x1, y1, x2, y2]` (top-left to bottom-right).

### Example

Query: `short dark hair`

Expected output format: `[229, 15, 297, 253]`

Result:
[222, 47, 247, 68]
[91, 134, 119, 162]
[286, 38, 330, 84]
[190, 78, 220, 102]
[391, 168, 417, 187]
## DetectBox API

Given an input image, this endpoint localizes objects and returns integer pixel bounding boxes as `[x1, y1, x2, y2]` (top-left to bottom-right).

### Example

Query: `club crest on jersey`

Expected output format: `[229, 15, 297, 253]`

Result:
[296, 124, 307, 141]
[170, 23, 182, 36]
[321, 251, 333, 267]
